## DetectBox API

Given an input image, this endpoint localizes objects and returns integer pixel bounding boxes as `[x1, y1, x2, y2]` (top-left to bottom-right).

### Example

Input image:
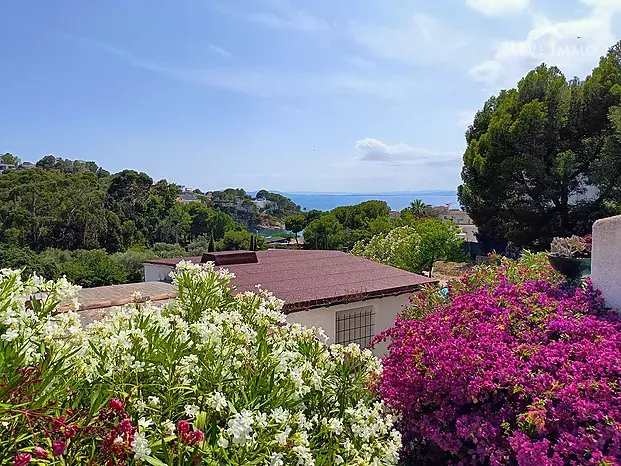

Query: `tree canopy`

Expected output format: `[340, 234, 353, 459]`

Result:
[352, 218, 464, 276]
[459, 43, 621, 249]
[303, 200, 391, 250]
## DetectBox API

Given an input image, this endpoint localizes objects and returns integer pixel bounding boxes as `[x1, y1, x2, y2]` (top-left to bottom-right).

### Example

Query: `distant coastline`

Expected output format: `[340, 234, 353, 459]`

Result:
[273, 191, 460, 212]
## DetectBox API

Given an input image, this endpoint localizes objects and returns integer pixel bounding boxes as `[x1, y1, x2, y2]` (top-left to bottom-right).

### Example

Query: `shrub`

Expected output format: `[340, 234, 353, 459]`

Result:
[375, 253, 621, 465]
[550, 235, 592, 258]
[1, 263, 400, 464]
[353, 219, 464, 276]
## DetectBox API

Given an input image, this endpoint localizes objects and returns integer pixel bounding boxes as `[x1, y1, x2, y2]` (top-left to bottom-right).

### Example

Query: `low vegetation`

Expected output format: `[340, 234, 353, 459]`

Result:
[375, 253, 621, 465]
[352, 218, 464, 277]
[1, 263, 400, 464]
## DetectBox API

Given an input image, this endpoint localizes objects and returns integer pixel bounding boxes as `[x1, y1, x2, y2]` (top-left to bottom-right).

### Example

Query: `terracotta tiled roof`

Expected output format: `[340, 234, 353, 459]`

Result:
[145, 250, 436, 312]
[61, 282, 176, 326]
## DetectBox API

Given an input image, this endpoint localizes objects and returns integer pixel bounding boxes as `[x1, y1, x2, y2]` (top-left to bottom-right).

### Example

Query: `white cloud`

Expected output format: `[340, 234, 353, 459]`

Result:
[349, 14, 469, 65]
[246, 9, 328, 31]
[78, 38, 427, 100]
[355, 138, 459, 166]
[466, 0, 529, 16]
[469, 6, 619, 87]
[582, 0, 621, 11]
[208, 44, 234, 58]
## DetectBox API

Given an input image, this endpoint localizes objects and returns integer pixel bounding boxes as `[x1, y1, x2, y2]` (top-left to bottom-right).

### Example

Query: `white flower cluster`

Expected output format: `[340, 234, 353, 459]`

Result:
[1, 262, 402, 464]
[0, 270, 83, 368]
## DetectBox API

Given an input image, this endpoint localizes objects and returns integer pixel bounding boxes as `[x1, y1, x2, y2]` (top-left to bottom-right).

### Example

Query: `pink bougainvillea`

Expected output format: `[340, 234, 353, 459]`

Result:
[375, 255, 621, 465]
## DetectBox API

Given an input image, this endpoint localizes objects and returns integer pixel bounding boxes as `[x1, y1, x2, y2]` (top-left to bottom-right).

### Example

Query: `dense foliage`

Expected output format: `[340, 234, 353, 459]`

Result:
[303, 201, 392, 250]
[0, 158, 296, 286]
[0, 164, 243, 253]
[375, 254, 621, 465]
[255, 190, 302, 219]
[352, 218, 464, 276]
[209, 189, 302, 231]
[1, 263, 400, 465]
[459, 42, 621, 250]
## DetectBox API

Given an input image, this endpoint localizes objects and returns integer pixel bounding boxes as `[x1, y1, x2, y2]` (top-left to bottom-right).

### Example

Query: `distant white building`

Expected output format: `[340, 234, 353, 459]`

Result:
[0, 163, 16, 173]
[432, 206, 479, 242]
[253, 199, 273, 209]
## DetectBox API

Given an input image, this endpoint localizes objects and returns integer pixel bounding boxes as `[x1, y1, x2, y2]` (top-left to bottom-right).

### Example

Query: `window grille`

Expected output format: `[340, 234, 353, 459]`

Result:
[335, 307, 375, 347]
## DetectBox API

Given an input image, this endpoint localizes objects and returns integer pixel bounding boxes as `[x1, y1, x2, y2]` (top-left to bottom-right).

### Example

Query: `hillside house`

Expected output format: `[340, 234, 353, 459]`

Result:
[0, 162, 16, 173]
[176, 193, 199, 204]
[143, 250, 436, 355]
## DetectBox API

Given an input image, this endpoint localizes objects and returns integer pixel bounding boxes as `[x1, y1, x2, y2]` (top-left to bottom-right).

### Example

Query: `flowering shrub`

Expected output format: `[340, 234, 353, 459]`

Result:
[352, 226, 421, 272]
[375, 253, 621, 465]
[1, 262, 401, 465]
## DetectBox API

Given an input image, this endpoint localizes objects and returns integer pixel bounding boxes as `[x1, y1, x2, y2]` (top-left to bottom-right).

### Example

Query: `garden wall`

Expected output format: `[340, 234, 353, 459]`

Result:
[592, 214, 621, 310]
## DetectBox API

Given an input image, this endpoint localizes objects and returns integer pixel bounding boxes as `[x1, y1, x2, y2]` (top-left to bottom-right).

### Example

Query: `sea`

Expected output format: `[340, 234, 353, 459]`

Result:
[280, 191, 460, 212]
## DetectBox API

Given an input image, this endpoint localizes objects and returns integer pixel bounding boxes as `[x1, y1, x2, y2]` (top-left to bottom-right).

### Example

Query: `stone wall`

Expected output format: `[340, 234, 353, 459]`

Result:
[592, 215, 621, 310]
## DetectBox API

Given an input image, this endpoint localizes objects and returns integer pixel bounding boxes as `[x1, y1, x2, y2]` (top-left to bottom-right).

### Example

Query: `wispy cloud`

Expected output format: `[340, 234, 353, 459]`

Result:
[469, 1, 621, 88]
[355, 138, 460, 166]
[465, 0, 529, 16]
[245, 9, 328, 31]
[348, 14, 470, 66]
[208, 44, 234, 58]
[71, 36, 424, 101]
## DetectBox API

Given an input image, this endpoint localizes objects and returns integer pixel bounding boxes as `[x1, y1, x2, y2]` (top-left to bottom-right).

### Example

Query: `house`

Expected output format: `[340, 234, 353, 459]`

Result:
[0, 162, 16, 173]
[432, 206, 479, 243]
[143, 250, 436, 354]
[389, 210, 401, 220]
[439, 209, 473, 226]
[176, 193, 199, 204]
[253, 199, 273, 209]
[18, 162, 36, 169]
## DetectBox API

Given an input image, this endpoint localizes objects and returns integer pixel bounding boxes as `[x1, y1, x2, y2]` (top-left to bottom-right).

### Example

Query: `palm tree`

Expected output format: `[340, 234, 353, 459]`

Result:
[409, 199, 431, 218]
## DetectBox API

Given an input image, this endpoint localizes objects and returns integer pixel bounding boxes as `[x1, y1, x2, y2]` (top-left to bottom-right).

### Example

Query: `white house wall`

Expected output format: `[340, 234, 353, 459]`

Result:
[287, 293, 411, 357]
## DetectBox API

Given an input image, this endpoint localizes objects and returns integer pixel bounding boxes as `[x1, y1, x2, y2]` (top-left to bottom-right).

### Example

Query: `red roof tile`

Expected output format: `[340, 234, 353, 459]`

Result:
[145, 250, 436, 312]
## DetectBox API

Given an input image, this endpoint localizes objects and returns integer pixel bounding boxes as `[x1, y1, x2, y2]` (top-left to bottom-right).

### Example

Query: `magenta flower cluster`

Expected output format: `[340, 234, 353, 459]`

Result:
[375, 260, 621, 465]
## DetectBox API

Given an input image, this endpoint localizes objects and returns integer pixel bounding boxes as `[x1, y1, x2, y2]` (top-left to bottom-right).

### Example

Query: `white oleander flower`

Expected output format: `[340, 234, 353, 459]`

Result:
[138, 417, 153, 430]
[275, 426, 291, 446]
[184, 404, 200, 418]
[226, 410, 254, 446]
[269, 453, 284, 466]
[131, 432, 151, 460]
[207, 391, 227, 413]
[163, 419, 176, 436]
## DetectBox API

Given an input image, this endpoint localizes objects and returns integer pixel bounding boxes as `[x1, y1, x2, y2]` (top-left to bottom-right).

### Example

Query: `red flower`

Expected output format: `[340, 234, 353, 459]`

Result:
[117, 418, 134, 435]
[109, 399, 124, 411]
[177, 420, 191, 434]
[64, 425, 78, 439]
[51, 416, 66, 432]
[52, 439, 67, 456]
[13, 453, 31, 466]
[185, 429, 205, 445]
[34, 447, 48, 459]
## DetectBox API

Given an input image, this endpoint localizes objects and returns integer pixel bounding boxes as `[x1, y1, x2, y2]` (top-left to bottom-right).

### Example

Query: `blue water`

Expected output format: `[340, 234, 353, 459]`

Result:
[282, 191, 460, 212]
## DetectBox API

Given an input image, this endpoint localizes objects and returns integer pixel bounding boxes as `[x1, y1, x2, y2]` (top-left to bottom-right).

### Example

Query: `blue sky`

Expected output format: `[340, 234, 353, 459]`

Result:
[1, 0, 620, 192]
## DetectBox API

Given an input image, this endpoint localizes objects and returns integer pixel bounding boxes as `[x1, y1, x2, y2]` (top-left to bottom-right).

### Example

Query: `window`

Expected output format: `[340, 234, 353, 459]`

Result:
[335, 307, 375, 347]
